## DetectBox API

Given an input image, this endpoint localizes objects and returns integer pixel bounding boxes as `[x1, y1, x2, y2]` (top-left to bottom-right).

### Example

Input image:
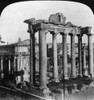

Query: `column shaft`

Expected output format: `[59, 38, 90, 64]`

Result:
[70, 34, 76, 78]
[8, 56, 11, 74]
[62, 34, 68, 79]
[52, 33, 58, 81]
[88, 34, 93, 77]
[17, 56, 21, 83]
[78, 35, 82, 76]
[29, 24, 35, 85]
[39, 29, 47, 88]
[15, 56, 18, 83]
[1, 56, 3, 72]
[20, 55, 23, 81]
[30, 33, 34, 85]
[14, 56, 16, 71]
[32, 34, 36, 85]
[83, 46, 87, 76]
[0, 56, 3, 79]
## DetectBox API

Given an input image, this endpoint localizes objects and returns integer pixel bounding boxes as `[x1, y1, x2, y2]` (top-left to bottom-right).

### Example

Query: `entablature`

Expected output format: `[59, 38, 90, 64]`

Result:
[24, 13, 92, 36]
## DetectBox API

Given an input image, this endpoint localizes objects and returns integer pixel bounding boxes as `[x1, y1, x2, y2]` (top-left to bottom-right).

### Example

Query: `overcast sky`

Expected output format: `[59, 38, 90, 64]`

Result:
[0, 1, 94, 43]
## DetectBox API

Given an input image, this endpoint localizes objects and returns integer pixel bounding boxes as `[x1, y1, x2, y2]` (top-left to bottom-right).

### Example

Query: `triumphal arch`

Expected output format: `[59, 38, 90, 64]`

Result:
[24, 13, 93, 89]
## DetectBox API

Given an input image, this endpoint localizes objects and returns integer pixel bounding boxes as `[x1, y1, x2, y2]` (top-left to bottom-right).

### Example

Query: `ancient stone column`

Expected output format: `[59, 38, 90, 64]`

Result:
[32, 33, 36, 85]
[69, 33, 76, 78]
[39, 29, 47, 89]
[20, 55, 23, 82]
[14, 56, 18, 83]
[88, 33, 93, 77]
[24, 21, 36, 85]
[0, 56, 3, 79]
[13, 56, 16, 71]
[29, 24, 34, 85]
[77, 34, 82, 76]
[51, 31, 59, 82]
[62, 33, 68, 79]
[82, 46, 87, 76]
[1, 56, 3, 71]
[8, 56, 11, 74]
[17, 56, 21, 83]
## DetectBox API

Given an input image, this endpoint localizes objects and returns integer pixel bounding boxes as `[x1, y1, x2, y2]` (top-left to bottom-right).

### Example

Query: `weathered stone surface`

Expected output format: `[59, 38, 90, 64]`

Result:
[77, 35, 82, 76]
[49, 13, 66, 24]
[39, 29, 47, 88]
[81, 26, 92, 35]
[88, 34, 93, 77]
[52, 32, 59, 81]
[70, 34, 76, 78]
[62, 34, 68, 79]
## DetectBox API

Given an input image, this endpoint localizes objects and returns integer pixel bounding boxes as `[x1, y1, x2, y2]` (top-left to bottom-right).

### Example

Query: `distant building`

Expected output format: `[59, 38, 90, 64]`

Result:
[0, 38, 30, 83]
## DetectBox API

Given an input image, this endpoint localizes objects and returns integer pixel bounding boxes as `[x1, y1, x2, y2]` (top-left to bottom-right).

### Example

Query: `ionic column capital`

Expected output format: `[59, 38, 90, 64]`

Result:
[60, 32, 67, 36]
[50, 30, 58, 37]
[77, 34, 83, 37]
[87, 26, 92, 33]
[60, 32, 64, 36]
[27, 24, 37, 35]
[24, 18, 36, 25]
[87, 33, 94, 36]
[81, 26, 92, 35]
[69, 33, 76, 36]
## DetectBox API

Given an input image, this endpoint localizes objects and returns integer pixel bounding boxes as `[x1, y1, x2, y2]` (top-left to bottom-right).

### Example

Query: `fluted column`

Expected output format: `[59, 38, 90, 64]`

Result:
[70, 33, 76, 78]
[88, 33, 93, 77]
[77, 34, 82, 76]
[51, 31, 59, 82]
[39, 29, 47, 88]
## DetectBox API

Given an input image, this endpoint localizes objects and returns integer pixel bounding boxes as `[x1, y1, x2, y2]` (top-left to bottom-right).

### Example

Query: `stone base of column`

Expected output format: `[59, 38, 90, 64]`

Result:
[39, 85, 51, 98]
[64, 76, 69, 80]
[42, 88, 51, 98]
[88, 74, 93, 79]
[83, 69, 88, 77]
[1, 73, 4, 79]
[52, 78, 60, 83]
[39, 85, 48, 90]
[71, 75, 76, 79]
[78, 74, 82, 78]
